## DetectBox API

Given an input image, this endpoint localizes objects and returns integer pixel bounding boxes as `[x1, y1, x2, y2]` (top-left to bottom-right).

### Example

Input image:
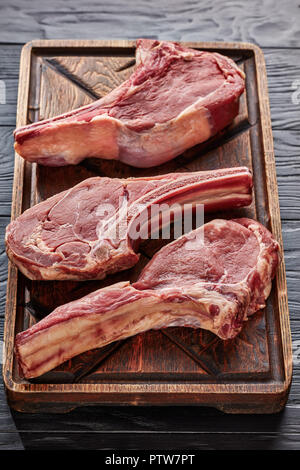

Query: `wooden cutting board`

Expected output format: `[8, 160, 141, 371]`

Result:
[3, 40, 292, 413]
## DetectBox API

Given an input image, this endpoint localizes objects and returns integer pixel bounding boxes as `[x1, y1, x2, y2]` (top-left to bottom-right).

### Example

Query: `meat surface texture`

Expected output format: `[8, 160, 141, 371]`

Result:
[6, 167, 252, 281]
[14, 39, 245, 168]
[15, 218, 279, 379]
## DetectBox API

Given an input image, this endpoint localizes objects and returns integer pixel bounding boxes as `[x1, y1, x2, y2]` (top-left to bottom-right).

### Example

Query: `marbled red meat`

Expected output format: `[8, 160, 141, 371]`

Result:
[14, 39, 245, 168]
[6, 167, 252, 281]
[15, 218, 279, 379]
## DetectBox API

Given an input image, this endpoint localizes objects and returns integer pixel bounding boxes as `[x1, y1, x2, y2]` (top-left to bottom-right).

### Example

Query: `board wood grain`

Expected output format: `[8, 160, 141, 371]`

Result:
[3, 39, 292, 413]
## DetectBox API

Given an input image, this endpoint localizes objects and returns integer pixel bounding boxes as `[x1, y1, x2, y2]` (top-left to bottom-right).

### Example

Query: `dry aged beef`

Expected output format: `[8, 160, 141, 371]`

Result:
[6, 167, 252, 281]
[14, 39, 245, 168]
[15, 218, 279, 379]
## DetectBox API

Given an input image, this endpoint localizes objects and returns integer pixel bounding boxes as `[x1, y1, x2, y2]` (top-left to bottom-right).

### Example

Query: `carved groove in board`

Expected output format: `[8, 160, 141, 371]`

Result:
[47, 55, 136, 98]
[43, 58, 101, 100]
[39, 61, 94, 120]
[88, 329, 212, 376]
[116, 58, 136, 71]
[73, 341, 125, 383]
[179, 119, 256, 167]
[161, 330, 220, 376]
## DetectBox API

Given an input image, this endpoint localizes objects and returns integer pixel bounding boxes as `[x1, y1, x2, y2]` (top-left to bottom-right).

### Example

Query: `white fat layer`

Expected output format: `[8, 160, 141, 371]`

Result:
[17, 284, 241, 378]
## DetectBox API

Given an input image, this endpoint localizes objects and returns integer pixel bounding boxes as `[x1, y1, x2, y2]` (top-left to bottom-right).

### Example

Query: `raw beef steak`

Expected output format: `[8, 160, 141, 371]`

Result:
[15, 218, 279, 379]
[14, 39, 245, 168]
[6, 167, 252, 281]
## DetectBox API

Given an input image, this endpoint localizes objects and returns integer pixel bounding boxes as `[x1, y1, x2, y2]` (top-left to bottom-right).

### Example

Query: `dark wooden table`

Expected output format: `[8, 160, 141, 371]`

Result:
[0, 0, 300, 450]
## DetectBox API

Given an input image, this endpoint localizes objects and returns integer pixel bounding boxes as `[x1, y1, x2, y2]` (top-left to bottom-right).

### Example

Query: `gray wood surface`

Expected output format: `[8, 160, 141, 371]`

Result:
[0, 0, 299, 450]
[0, 0, 299, 47]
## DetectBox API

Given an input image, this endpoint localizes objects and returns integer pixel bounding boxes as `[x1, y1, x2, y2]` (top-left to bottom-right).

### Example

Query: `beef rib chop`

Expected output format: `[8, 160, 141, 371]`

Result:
[15, 218, 279, 379]
[14, 39, 245, 168]
[6, 167, 252, 281]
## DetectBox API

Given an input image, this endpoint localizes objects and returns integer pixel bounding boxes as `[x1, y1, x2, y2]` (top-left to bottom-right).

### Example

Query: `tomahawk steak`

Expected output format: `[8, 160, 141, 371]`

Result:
[14, 39, 245, 168]
[6, 167, 252, 281]
[15, 218, 279, 379]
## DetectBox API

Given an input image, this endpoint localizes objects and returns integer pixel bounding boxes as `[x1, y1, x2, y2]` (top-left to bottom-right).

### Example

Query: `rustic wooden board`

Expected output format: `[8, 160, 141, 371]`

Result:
[3, 39, 292, 413]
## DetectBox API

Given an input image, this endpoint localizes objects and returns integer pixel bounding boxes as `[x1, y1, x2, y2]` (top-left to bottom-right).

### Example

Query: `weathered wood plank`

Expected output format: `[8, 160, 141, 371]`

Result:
[0, 382, 21, 435]
[0, 127, 14, 216]
[0, 45, 22, 78]
[0, 79, 17, 126]
[0, 359, 299, 436]
[8, 430, 300, 450]
[0, 433, 23, 450]
[3, 394, 300, 433]
[282, 220, 300, 319]
[274, 130, 300, 179]
[265, 49, 300, 131]
[0, 0, 299, 48]
[0, 210, 8, 311]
